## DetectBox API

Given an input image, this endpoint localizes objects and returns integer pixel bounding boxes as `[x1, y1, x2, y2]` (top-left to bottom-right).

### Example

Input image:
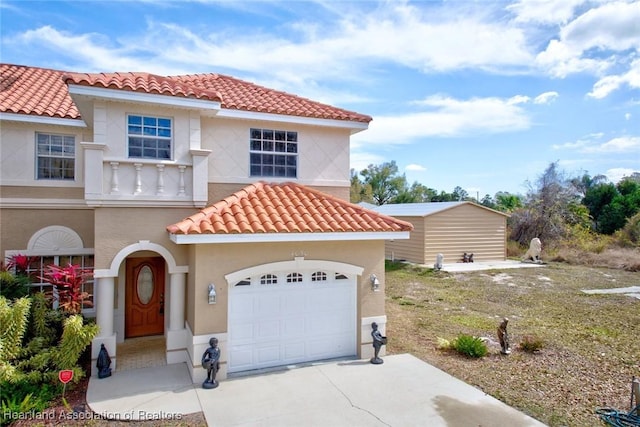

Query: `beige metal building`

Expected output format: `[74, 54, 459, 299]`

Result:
[371, 202, 510, 265]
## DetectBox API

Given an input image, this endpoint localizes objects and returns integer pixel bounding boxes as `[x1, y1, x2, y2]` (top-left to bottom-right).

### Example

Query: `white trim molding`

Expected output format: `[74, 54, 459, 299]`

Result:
[93, 240, 188, 278]
[0, 112, 86, 128]
[170, 231, 410, 244]
[225, 257, 364, 285]
[67, 84, 222, 111]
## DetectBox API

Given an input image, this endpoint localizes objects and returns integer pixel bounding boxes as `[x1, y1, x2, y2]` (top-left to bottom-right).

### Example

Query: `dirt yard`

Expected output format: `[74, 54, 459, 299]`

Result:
[385, 261, 640, 427]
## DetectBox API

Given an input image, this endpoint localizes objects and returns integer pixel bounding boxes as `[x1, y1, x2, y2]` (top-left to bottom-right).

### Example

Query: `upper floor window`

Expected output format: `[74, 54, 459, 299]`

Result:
[36, 133, 75, 180]
[249, 128, 297, 178]
[127, 115, 172, 160]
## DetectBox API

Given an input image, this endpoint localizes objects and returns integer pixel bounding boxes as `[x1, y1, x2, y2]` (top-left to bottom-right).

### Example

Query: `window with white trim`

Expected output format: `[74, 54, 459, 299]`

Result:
[249, 128, 297, 178]
[10, 254, 95, 313]
[36, 133, 75, 180]
[127, 115, 172, 159]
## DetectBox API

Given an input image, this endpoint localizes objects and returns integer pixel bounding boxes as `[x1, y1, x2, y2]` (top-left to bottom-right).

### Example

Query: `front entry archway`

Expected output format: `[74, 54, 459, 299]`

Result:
[125, 257, 165, 338]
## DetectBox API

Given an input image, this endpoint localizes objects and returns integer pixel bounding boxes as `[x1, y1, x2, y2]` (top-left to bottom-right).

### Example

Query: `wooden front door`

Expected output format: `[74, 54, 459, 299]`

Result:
[125, 257, 165, 338]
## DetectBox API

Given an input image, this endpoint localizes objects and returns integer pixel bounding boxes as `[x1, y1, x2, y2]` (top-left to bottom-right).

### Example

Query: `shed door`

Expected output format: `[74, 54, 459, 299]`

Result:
[228, 270, 356, 373]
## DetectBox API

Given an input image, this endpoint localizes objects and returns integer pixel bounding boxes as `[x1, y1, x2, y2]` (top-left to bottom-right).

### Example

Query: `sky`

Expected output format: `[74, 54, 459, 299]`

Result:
[1, 0, 639, 198]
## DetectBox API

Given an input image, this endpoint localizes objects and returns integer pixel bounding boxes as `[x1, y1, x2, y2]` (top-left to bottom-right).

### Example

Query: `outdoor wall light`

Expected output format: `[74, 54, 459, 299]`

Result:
[208, 283, 217, 304]
[370, 274, 380, 291]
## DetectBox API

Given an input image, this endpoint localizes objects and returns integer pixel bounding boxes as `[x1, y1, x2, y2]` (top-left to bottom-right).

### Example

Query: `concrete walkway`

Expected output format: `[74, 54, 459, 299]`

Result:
[87, 353, 547, 426]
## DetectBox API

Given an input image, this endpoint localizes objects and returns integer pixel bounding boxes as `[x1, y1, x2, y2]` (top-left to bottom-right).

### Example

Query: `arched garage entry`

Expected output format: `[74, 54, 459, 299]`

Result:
[225, 258, 363, 373]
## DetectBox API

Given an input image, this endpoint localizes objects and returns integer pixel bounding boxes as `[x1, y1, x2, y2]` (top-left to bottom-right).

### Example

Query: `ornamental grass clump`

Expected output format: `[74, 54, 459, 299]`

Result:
[452, 334, 488, 358]
[519, 335, 545, 353]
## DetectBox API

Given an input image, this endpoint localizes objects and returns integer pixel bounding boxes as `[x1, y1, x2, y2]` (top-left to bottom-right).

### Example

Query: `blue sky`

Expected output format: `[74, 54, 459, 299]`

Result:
[1, 0, 638, 198]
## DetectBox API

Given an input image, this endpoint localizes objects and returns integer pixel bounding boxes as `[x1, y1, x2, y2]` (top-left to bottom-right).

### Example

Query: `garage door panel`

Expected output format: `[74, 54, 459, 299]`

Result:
[257, 294, 281, 316]
[229, 271, 356, 374]
[257, 319, 280, 340]
[257, 345, 281, 364]
[283, 342, 305, 360]
[283, 316, 305, 337]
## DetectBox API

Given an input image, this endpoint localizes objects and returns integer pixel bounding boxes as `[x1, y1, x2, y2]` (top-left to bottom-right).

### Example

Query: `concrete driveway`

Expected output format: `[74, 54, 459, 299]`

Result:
[88, 353, 546, 426]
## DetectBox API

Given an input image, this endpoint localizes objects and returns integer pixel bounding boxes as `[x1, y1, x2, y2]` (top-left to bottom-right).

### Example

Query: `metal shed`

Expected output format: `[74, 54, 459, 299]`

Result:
[371, 202, 510, 265]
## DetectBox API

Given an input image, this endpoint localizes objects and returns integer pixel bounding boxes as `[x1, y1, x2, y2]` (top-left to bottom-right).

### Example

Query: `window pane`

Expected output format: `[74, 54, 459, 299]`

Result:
[287, 132, 297, 141]
[158, 118, 171, 128]
[263, 166, 274, 176]
[251, 129, 261, 139]
[158, 128, 171, 137]
[275, 142, 286, 152]
[286, 143, 297, 153]
[143, 117, 157, 126]
[143, 126, 157, 136]
[128, 115, 142, 125]
[264, 141, 273, 151]
[275, 166, 285, 176]
[263, 130, 273, 140]
[250, 140, 261, 151]
[275, 131, 285, 141]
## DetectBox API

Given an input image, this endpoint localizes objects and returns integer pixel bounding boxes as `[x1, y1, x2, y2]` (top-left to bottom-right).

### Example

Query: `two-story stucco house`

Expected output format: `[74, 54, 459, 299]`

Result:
[0, 64, 412, 382]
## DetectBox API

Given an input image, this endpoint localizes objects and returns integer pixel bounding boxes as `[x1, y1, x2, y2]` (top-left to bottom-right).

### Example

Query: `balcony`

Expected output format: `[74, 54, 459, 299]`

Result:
[82, 142, 210, 208]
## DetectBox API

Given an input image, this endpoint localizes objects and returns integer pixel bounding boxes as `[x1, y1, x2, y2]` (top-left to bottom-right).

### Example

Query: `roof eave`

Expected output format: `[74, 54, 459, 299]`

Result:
[67, 84, 222, 111]
[169, 230, 410, 244]
[214, 108, 370, 132]
[0, 112, 86, 128]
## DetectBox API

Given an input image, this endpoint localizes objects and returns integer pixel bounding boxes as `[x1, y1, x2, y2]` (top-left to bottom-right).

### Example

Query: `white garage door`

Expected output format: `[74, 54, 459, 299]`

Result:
[228, 270, 357, 373]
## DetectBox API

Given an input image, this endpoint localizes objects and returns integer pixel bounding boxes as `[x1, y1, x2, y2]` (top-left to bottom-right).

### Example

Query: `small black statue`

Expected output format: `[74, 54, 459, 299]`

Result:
[497, 318, 511, 355]
[97, 343, 112, 379]
[370, 322, 387, 364]
[201, 337, 221, 389]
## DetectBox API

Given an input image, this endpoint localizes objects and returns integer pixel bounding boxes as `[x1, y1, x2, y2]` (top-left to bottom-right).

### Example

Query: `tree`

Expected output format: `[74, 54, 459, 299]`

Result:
[394, 182, 438, 203]
[359, 161, 407, 205]
[510, 162, 579, 245]
[350, 169, 372, 204]
[452, 186, 468, 201]
[494, 192, 522, 212]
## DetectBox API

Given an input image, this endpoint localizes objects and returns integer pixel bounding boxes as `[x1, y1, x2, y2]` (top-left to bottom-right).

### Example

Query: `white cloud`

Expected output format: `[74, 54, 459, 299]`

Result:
[349, 151, 386, 172]
[625, 113, 632, 120]
[405, 164, 426, 172]
[534, 91, 559, 104]
[536, 1, 640, 81]
[588, 58, 640, 98]
[507, 0, 587, 24]
[554, 135, 640, 153]
[606, 167, 640, 183]
[353, 95, 532, 146]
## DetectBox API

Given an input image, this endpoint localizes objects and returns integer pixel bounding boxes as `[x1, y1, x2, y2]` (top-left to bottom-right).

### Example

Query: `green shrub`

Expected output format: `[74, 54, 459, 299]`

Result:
[0, 381, 57, 426]
[452, 334, 488, 358]
[0, 271, 31, 301]
[519, 335, 545, 353]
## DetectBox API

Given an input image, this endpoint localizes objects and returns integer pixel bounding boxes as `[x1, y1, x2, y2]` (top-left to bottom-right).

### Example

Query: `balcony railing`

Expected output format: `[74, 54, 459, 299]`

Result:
[82, 142, 210, 207]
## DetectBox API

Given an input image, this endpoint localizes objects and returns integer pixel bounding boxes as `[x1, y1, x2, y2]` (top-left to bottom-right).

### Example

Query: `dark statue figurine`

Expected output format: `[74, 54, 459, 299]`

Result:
[97, 343, 112, 379]
[202, 337, 221, 389]
[370, 322, 387, 364]
[497, 318, 511, 355]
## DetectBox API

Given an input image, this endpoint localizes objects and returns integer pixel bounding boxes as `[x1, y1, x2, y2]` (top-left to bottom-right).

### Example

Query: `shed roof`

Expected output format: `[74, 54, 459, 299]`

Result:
[370, 201, 510, 218]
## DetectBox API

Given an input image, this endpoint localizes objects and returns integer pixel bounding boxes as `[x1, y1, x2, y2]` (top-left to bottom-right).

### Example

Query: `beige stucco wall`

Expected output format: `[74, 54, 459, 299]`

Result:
[0, 121, 89, 188]
[92, 207, 193, 269]
[184, 239, 385, 345]
[202, 117, 352, 189]
[0, 208, 95, 258]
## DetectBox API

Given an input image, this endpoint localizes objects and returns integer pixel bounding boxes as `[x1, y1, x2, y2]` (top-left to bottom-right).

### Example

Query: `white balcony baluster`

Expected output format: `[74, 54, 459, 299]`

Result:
[110, 162, 120, 194]
[178, 165, 186, 196]
[134, 163, 143, 194]
[156, 164, 165, 195]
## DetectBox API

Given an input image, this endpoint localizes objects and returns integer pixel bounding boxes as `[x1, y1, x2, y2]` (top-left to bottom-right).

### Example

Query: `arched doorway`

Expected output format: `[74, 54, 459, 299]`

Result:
[125, 256, 165, 338]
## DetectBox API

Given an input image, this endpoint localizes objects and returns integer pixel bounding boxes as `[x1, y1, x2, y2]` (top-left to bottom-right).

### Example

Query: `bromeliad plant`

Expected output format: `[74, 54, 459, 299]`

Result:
[39, 264, 93, 315]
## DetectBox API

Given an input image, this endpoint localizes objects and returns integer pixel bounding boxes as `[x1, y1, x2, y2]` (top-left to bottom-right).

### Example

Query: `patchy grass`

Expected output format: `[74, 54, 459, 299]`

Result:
[385, 261, 640, 427]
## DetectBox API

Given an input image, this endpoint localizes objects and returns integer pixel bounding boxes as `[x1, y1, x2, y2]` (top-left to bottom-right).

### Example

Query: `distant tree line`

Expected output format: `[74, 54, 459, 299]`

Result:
[351, 161, 640, 247]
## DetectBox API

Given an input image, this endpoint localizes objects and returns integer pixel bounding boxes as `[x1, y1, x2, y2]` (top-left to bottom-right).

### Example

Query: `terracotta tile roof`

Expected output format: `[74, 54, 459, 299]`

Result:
[1, 63, 371, 123]
[0, 64, 79, 119]
[167, 182, 413, 235]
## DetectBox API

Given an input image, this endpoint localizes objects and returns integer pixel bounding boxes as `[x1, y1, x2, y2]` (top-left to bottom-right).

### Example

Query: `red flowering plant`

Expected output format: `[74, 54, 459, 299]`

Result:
[6, 253, 37, 276]
[39, 264, 93, 315]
